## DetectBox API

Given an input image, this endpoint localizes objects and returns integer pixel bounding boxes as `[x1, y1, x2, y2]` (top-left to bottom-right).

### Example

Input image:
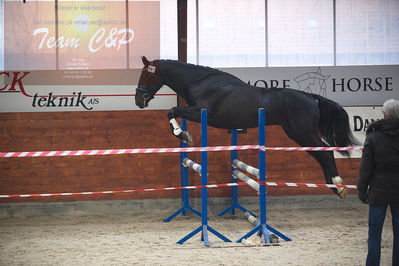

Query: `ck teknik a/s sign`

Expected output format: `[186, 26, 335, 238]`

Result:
[0, 70, 176, 112]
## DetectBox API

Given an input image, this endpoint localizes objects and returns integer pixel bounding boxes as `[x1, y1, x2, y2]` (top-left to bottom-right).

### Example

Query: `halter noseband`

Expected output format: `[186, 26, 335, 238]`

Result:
[136, 87, 154, 100]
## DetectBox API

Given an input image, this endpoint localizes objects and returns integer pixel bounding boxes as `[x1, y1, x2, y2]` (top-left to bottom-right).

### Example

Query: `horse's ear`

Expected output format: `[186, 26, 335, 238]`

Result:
[141, 56, 150, 66]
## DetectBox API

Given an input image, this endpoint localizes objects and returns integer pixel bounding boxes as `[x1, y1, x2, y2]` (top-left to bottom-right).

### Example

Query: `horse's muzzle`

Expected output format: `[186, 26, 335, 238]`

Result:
[135, 88, 152, 109]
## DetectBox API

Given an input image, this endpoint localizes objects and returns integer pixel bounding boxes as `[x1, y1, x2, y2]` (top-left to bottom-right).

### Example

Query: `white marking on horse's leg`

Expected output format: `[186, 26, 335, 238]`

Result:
[332, 176, 343, 185]
[170, 118, 183, 136]
[332, 176, 347, 199]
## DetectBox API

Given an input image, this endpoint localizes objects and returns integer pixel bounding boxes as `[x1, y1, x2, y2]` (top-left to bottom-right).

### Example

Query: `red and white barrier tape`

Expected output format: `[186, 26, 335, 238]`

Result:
[261, 146, 363, 152]
[0, 145, 259, 158]
[0, 145, 363, 158]
[0, 181, 357, 199]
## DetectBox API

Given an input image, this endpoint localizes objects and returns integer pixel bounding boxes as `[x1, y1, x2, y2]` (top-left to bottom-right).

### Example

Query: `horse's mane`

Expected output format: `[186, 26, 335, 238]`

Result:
[159, 59, 222, 73]
[158, 59, 243, 84]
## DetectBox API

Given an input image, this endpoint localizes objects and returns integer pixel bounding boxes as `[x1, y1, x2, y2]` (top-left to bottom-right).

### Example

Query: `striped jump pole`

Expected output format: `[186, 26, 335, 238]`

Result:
[177, 109, 231, 246]
[244, 211, 259, 226]
[232, 170, 260, 192]
[164, 119, 201, 222]
[233, 159, 259, 178]
[182, 158, 203, 175]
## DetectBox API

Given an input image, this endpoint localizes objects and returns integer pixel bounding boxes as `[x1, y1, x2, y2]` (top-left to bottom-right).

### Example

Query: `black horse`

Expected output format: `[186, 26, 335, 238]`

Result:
[135, 56, 358, 198]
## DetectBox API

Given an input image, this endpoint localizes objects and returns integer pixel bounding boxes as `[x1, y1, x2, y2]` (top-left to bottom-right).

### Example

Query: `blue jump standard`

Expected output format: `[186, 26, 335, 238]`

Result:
[164, 119, 201, 222]
[218, 108, 291, 244]
[217, 129, 255, 217]
[176, 110, 231, 246]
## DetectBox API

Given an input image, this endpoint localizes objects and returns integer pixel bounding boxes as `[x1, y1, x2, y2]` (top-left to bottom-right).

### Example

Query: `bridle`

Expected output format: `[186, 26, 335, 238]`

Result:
[136, 65, 162, 103]
[136, 87, 154, 102]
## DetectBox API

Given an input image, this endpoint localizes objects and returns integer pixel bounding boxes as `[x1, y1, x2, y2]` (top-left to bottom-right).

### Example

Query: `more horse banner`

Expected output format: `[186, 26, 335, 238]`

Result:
[221, 65, 398, 107]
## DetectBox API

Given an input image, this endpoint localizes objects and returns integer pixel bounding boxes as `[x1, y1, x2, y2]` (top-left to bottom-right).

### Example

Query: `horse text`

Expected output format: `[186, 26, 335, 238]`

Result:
[332, 77, 393, 92]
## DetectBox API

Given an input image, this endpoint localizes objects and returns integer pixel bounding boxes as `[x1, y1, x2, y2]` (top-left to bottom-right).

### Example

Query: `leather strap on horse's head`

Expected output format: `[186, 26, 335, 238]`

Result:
[136, 87, 155, 100]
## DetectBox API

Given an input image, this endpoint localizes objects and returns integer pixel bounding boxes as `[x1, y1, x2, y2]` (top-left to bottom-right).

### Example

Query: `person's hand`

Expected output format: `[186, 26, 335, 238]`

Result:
[358, 191, 368, 204]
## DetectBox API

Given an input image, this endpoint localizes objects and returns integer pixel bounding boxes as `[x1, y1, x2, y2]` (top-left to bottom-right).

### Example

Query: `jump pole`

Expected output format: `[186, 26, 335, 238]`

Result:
[177, 109, 231, 246]
[164, 119, 201, 222]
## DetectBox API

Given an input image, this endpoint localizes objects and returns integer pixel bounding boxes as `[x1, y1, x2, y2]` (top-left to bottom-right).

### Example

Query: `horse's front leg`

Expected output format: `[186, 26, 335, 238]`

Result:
[167, 106, 202, 146]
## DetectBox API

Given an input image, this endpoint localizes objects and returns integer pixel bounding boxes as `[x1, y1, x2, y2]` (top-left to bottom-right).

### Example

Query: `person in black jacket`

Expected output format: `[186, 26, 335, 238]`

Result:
[358, 98, 399, 266]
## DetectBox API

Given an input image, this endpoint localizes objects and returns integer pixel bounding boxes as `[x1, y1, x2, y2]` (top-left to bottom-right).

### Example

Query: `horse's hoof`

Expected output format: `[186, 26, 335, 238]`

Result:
[181, 131, 193, 146]
[337, 187, 347, 199]
[332, 176, 346, 199]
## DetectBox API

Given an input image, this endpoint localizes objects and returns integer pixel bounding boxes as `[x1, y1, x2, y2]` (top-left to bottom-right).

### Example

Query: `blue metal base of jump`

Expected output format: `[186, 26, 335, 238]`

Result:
[164, 206, 201, 222]
[219, 202, 291, 243]
[219, 206, 291, 243]
[217, 192, 257, 218]
[236, 220, 292, 243]
[217, 203, 251, 217]
[177, 225, 231, 246]
[266, 225, 292, 242]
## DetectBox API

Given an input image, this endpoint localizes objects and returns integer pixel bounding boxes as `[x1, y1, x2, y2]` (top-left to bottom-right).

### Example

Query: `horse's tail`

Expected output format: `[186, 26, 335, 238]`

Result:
[313, 94, 358, 157]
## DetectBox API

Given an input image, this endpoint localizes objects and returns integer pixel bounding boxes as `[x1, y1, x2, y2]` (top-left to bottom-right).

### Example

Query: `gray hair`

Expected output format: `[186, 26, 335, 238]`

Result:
[382, 99, 399, 119]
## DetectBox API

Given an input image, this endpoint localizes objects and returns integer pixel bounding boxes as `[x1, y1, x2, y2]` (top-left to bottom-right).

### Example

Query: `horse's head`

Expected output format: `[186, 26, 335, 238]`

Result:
[135, 56, 162, 109]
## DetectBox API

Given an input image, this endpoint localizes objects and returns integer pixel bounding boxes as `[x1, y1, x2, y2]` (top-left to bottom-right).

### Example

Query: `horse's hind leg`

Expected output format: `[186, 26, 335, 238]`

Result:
[305, 149, 347, 199]
[167, 106, 201, 145]
[282, 125, 347, 199]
